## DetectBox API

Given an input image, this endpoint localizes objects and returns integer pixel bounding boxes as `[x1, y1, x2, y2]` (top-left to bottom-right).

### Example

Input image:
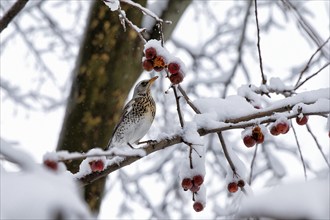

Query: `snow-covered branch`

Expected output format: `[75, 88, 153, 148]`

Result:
[78, 88, 329, 185]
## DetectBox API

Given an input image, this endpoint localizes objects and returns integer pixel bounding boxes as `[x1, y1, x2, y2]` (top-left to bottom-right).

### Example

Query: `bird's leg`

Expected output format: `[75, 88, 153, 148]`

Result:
[127, 142, 136, 149]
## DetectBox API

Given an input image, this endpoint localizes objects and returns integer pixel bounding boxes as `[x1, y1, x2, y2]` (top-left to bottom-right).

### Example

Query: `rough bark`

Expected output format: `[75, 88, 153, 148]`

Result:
[57, 0, 147, 213]
[56, 0, 191, 214]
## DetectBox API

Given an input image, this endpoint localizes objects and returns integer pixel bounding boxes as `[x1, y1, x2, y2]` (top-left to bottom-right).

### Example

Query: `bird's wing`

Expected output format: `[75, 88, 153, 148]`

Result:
[107, 99, 135, 148]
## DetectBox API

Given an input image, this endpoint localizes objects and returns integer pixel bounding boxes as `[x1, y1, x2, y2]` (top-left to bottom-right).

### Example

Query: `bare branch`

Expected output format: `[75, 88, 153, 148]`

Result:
[178, 85, 201, 114]
[117, 8, 147, 43]
[306, 124, 330, 168]
[254, 0, 267, 84]
[120, 0, 164, 23]
[291, 125, 307, 181]
[294, 62, 330, 90]
[172, 85, 184, 128]
[0, 0, 29, 33]
[222, 0, 253, 97]
[248, 144, 258, 184]
[295, 37, 330, 87]
[217, 132, 237, 176]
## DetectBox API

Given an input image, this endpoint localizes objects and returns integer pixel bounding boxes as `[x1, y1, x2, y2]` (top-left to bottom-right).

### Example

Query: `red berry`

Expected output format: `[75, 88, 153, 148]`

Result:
[276, 122, 289, 134]
[169, 72, 184, 84]
[181, 178, 193, 190]
[227, 182, 238, 193]
[89, 160, 104, 172]
[168, 62, 180, 74]
[190, 184, 200, 193]
[44, 160, 58, 171]
[153, 56, 166, 72]
[252, 126, 264, 144]
[296, 115, 308, 125]
[145, 47, 157, 60]
[243, 135, 256, 148]
[237, 179, 245, 188]
[193, 202, 204, 212]
[142, 59, 153, 71]
[193, 175, 204, 186]
[270, 125, 280, 136]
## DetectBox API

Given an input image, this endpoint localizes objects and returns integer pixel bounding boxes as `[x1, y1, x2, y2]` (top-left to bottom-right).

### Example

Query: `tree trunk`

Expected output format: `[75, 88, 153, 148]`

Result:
[56, 0, 191, 214]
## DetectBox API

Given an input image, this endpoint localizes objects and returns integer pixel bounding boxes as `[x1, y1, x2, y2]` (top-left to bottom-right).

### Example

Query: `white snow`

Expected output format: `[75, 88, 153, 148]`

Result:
[142, 0, 169, 31]
[193, 95, 258, 122]
[268, 77, 293, 92]
[239, 178, 330, 219]
[103, 0, 119, 11]
[0, 145, 92, 219]
[179, 122, 206, 179]
[195, 185, 207, 206]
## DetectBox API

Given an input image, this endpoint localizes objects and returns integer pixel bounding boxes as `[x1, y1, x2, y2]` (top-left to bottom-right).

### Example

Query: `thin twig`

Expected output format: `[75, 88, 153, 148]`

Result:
[120, 0, 164, 23]
[295, 37, 330, 87]
[189, 145, 193, 169]
[294, 62, 330, 90]
[291, 125, 307, 181]
[222, 0, 253, 97]
[177, 85, 201, 114]
[254, 0, 266, 84]
[281, 0, 329, 58]
[248, 144, 258, 185]
[217, 132, 237, 176]
[0, 0, 29, 33]
[117, 9, 146, 43]
[306, 124, 330, 168]
[172, 85, 184, 128]
[178, 85, 238, 174]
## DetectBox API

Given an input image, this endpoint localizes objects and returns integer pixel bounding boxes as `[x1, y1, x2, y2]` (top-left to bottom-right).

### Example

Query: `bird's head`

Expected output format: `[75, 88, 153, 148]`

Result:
[133, 76, 158, 97]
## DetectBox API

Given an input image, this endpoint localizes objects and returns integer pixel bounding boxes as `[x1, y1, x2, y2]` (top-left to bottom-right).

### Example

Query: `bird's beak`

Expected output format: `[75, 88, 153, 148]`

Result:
[148, 76, 158, 85]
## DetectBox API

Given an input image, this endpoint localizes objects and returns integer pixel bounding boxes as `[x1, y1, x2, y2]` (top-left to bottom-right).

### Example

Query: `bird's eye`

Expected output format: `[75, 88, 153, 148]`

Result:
[141, 82, 148, 87]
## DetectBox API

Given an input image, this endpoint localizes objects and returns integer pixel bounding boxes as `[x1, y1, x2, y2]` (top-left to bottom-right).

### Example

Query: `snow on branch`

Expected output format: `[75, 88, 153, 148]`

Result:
[78, 88, 329, 185]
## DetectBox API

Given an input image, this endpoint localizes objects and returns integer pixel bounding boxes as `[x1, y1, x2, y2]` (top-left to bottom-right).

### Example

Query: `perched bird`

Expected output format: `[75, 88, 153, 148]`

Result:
[107, 76, 158, 149]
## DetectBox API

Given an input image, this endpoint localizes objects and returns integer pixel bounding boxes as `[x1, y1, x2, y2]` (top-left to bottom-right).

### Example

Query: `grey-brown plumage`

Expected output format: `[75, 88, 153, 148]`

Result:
[107, 76, 158, 149]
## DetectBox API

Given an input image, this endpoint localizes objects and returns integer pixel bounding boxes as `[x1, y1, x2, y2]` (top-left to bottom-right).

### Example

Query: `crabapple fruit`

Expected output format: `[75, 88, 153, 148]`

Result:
[276, 122, 289, 134]
[193, 175, 204, 186]
[169, 72, 184, 84]
[181, 178, 193, 190]
[296, 115, 308, 125]
[190, 184, 200, 193]
[227, 182, 238, 193]
[193, 202, 204, 212]
[243, 135, 256, 148]
[89, 160, 105, 172]
[44, 160, 58, 171]
[270, 125, 280, 136]
[145, 47, 157, 60]
[168, 62, 180, 74]
[237, 179, 245, 188]
[142, 59, 153, 71]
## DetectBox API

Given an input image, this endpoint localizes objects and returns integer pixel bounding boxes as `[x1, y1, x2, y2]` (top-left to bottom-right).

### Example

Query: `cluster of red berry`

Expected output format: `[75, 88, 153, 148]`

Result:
[227, 179, 245, 193]
[243, 126, 265, 148]
[142, 45, 185, 85]
[242, 115, 310, 147]
[44, 158, 105, 173]
[270, 115, 308, 136]
[181, 174, 205, 212]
